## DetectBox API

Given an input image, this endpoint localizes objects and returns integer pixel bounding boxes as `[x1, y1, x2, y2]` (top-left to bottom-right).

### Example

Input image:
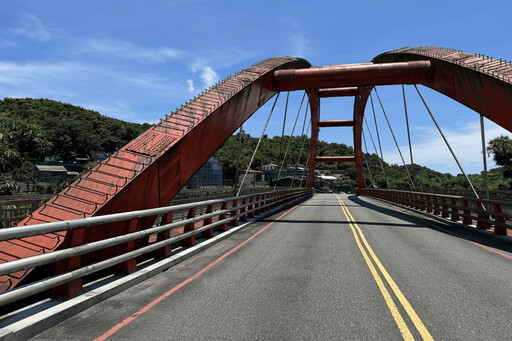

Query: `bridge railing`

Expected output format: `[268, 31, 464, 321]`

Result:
[357, 188, 512, 235]
[0, 195, 53, 228]
[0, 188, 313, 307]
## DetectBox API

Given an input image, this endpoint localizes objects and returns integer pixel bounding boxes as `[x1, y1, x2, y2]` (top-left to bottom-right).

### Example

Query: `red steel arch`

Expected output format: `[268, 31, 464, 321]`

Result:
[352, 47, 512, 188]
[2, 46, 511, 295]
[0, 57, 310, 294]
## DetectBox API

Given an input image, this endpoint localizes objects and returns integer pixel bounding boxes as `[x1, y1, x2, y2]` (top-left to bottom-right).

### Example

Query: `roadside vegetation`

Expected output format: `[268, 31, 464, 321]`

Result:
[0, 98, 510, 195]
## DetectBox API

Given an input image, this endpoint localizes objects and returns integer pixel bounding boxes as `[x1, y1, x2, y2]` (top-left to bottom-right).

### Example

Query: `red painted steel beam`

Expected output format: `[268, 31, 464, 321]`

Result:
[353, 87, 372, 188]
[0, 57, 312, 295]
[273, 61, 432, 91]
[373, 47, 512, 132]
[318, 120, 354, 127]
[318, 87, 359, 98]
[307, 90, 319, 188]
[315, 156, 356, 163]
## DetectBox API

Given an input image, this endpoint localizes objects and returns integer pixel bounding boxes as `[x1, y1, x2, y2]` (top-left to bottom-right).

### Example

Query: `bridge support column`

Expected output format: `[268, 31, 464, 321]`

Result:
[354, 87, 371, 189]
[307, 90, 319, 188]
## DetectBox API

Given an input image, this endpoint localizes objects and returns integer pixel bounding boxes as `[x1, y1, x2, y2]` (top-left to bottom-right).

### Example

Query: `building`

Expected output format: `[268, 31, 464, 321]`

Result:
[261, 163, 278, 171]
[35, 165, 68, 187]
[237, 170, 266, 188]
[186, 157, 223, 188]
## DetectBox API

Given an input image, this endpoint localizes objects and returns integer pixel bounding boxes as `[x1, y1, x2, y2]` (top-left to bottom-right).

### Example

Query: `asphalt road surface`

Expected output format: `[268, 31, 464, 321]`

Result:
[32, 193, 512, 340]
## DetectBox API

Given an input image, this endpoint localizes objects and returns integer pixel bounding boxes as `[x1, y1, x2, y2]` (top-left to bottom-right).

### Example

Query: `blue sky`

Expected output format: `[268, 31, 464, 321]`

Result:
[1, 0, 511, 175]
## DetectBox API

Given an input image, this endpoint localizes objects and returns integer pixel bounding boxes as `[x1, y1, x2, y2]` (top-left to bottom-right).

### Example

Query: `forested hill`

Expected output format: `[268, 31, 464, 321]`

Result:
[0, 98, 151, 161]
[0, 98, 509, 195]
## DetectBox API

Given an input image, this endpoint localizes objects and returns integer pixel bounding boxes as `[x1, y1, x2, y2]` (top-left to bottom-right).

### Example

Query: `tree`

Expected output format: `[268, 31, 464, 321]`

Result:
[487, 135, 512, 168]
[487, 135, 512, 180]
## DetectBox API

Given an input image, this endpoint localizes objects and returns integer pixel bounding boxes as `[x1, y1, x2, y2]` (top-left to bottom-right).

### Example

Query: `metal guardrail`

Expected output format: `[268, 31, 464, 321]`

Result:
[0, 195, 53, 228]
[0, 189, 313, 307]
[358, 188, 512, 234]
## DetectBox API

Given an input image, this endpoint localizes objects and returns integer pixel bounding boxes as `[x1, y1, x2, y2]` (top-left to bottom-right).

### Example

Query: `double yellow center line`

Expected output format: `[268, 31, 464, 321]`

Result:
[335, 194, 433, 341]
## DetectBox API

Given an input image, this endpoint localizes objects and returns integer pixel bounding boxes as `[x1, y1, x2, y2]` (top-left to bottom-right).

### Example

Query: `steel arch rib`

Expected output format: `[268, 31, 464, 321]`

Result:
[354, 46, 512, 188]
[0, 57, 311, 293]
[372, 47, 512, 132]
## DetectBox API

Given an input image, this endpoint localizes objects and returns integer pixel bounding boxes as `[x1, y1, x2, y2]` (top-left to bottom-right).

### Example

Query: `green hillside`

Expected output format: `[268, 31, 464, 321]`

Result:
[0, 98, 509, 195]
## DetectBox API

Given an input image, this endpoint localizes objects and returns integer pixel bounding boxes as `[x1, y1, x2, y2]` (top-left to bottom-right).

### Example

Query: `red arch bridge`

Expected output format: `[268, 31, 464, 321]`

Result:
[1, 46, 512, 340]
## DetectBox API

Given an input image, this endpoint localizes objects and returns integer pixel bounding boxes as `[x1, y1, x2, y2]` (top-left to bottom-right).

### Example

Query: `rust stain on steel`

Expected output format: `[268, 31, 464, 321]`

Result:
[0, 57, 311, 294]
[373, 47, 512, 132]
[273, 61, 432, 91]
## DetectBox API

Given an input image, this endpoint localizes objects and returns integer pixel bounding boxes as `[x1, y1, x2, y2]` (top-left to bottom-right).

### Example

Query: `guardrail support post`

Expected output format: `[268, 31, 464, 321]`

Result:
[414, 193, 420, 209]
[202, 204, 214, 238]
[492, 203, 507, 235]
[183, 207, 197, 246]
[240, 198, 248, 222]
[115, 218, 139, 274]
[476, 202, 489, 230]
[426, 195, 433, 213]
[441, 197, 450, 218]
[218, 202, 228, 231]
[247, 196, 255, 218]
[254, 195, 261, 215]
[451, 198, 460, 222]
[52, 227, 85, 297]
[154, 213, 173, 257]
[433, 196, 440, 215]
[229, 200, 239, 226]
[462, 200, 472, 225]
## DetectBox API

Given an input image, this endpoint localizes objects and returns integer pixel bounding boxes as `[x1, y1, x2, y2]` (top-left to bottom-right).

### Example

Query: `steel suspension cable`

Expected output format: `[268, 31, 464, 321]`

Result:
[364, 117, 389, 188]
[480, 114, 489, 200]
[275, 92, 306, 190]
[414, 84, 481, 200]
[367, 96, 390, 188]
[299, 153, 311, 188]
[278, 91, 290, 161]
[361, 129, 375, 186]
[403, 85, 414, 165]
[374, 88, 416, 190]
[290, 101, 310, 189]
[237, 92, 280, 196]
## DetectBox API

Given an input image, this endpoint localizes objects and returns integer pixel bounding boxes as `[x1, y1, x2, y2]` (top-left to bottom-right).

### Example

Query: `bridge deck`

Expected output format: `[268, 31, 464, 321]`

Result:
[33, 194, 512, 340]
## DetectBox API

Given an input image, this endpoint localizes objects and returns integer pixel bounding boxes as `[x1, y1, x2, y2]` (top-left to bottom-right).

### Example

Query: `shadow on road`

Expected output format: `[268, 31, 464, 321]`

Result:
[348, 194, 512, 255]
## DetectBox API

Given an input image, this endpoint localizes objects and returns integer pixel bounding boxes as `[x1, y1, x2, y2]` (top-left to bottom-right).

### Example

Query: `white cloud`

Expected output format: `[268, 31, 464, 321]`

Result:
[186, 79, 194, 93]
[381, 121, 511, 175]
[200, 66, 218, 88]
[77, 39, 181, 64]
[11, 14, 53, 42]
[289, 33, 311, 58]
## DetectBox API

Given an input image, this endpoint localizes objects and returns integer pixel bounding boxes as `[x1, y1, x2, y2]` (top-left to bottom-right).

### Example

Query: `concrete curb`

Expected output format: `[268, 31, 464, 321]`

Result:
[0, 195, 312, 341]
